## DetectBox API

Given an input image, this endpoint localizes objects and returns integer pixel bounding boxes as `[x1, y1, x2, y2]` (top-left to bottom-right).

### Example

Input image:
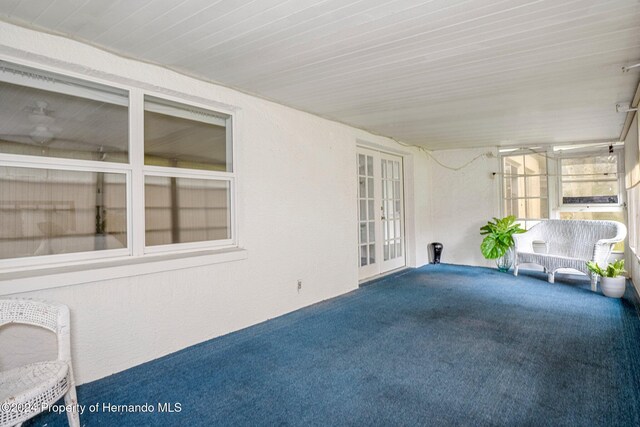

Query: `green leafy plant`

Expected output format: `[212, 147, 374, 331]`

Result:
[480, 216, 526, 259]
[586, 259, 626, 278]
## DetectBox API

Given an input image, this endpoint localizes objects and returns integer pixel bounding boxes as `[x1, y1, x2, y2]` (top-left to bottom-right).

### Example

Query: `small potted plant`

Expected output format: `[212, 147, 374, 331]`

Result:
[480, 215, 525, 272]
[586, 259, 627, 298]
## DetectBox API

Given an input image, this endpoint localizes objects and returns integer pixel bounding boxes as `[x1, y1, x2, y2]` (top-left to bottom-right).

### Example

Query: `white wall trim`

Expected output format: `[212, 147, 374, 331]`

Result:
[0, 247, 248, 296]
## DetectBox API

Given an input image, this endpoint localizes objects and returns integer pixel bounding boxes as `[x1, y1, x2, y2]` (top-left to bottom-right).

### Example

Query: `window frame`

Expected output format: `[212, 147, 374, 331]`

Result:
[499, 146, 627, 243]
[499, 151, 550, 222]
[140, 92, 236, 254]
[0, 58, 238, 271]
[556, 148, 624, 211]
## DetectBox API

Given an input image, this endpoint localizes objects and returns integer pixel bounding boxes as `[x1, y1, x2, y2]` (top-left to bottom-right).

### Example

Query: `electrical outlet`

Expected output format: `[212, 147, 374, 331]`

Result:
[297, 280, 302, 292]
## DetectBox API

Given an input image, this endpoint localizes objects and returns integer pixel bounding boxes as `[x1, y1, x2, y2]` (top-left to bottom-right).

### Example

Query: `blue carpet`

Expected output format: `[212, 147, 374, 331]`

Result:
[26, 264, 640, 426]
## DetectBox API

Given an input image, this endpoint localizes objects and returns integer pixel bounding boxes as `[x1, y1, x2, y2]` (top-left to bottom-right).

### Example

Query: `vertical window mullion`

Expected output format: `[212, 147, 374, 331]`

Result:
[129, 89, 145, 256]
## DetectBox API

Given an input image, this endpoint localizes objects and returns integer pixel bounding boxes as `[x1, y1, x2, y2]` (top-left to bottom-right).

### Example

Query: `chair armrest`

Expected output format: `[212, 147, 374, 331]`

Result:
[592, 223, 627, 265]
[514, 232, 537, 253]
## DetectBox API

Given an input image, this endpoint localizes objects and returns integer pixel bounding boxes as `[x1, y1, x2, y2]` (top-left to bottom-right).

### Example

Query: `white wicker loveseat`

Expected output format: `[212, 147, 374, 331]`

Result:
[513, 220, 627, 291]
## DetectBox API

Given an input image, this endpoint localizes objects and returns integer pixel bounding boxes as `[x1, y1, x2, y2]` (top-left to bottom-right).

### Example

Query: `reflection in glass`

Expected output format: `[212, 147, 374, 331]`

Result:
[144, 176, 230, 246]
[0, 167, 127, 259]
[0, 80, 128, 163]
[144, 96, 230, 172]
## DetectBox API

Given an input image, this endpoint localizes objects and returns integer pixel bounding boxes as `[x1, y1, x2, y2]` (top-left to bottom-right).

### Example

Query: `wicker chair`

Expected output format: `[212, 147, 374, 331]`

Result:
[513, 220, 627, 291]
[0, 299, 80, 427]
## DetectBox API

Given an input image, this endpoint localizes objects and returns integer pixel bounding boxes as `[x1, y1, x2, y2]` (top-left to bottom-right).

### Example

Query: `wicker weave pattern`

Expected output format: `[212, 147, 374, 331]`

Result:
[0, 299, 61, 332]
[0, 299, 80, 427]
[513, 220, 626, 291]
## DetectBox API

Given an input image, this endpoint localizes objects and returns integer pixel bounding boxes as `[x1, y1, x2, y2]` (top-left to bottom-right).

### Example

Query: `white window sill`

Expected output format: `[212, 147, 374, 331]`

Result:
[0, 247, 248, 296]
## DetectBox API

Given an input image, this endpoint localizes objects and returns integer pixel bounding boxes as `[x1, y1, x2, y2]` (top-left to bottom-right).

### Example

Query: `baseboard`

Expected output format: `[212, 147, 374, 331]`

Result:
[358, 267, 412, 287]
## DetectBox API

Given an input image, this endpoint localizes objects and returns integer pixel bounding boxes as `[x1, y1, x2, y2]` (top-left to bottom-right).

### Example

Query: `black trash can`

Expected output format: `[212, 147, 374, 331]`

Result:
[430, 242, 443, 264]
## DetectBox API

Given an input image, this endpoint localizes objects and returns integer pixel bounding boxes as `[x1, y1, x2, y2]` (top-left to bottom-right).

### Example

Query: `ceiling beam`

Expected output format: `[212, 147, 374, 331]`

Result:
[620, 76, 640, 142]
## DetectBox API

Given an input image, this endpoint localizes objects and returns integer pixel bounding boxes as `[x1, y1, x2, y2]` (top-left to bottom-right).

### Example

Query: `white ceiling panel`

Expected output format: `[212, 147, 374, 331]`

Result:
[1, 0, 639, 149]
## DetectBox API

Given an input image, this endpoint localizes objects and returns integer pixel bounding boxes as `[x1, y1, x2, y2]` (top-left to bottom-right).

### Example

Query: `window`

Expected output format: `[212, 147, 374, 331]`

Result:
[143, 96, 233, 252]
[559, 151, 624, 251]
[500, 147, 626, 252]
[501, 153, 548, 227]
[0, 61, 235, 268]
[560, 154, 619, 205]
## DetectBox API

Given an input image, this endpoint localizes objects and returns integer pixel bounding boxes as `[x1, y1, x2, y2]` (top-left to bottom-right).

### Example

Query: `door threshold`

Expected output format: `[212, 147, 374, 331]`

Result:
[359, 267, 410, 287]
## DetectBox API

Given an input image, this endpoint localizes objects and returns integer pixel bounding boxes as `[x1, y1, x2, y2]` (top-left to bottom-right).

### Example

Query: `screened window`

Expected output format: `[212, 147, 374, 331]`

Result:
[560, 155, 619, 205]
[502, 153, 548, 221]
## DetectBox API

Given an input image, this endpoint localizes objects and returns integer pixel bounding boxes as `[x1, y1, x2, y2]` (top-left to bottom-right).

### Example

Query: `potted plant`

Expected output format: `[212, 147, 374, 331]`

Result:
[480, 215, 525, 272]
[586, 259, 627, 298]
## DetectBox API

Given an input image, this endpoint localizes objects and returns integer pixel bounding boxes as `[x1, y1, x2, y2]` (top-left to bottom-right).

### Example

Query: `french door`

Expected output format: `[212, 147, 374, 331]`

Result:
[357, 148, 406, 280]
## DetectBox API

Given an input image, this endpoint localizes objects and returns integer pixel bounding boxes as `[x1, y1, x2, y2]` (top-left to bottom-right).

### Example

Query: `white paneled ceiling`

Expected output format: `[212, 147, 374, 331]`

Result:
[1, 0, 639, 149]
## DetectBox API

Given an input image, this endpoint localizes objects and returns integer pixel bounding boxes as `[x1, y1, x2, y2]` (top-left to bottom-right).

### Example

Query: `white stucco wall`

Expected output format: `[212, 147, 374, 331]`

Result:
[0, 22, 435, 384]
[428, 148, 499, 267]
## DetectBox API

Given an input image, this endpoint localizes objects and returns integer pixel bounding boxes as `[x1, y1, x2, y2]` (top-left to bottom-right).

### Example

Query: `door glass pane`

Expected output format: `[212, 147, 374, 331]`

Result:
[367, 178, 374, 198]
[359, 200, 366, 221]
[368, 221, 375, 242]
[145, 176, 230, 246]
[144, 96, 231, 172]
[359, 222, 367, 243]
[359, 178, 366, 198]
[366, 155, 373, 177]
[360, 245, 368, 266]
[0, 71, 128, 163]
[368, 200, 374, 220]
[381, 159, 386, 179]
[358, 154, 365, 176]
[0, 166, 127, 260]
[368, 244, 375, 264]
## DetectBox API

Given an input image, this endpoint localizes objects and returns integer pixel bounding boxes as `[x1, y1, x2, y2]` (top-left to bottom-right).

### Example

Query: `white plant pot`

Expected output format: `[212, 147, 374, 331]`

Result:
[600, 276, 626, 298]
